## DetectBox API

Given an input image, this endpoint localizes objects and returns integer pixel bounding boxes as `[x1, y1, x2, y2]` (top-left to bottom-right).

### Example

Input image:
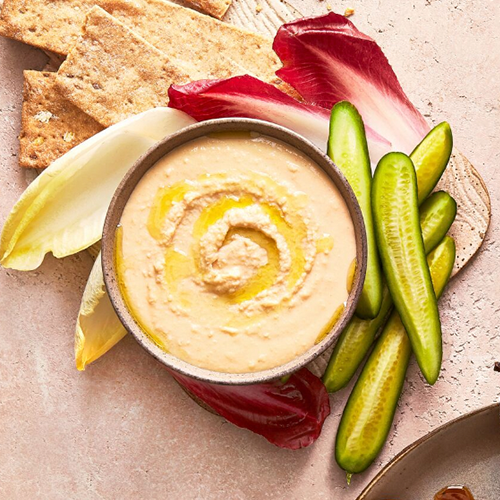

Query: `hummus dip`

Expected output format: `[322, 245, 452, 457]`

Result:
[117, 132, 356, 373]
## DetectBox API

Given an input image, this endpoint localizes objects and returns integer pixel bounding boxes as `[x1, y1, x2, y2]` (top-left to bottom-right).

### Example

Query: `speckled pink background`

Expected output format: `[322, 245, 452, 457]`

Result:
[0, 1, 499, 498]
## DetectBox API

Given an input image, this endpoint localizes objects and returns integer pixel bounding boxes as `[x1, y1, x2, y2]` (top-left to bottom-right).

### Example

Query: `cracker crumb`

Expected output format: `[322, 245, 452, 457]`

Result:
[63, 131, 75, 143]
[255, 4, 263, 13]
[326, 3, 332, 10]
[32, 137, 45, 146]
[344, 7, 355, 17]
[34, 110, 53, 123]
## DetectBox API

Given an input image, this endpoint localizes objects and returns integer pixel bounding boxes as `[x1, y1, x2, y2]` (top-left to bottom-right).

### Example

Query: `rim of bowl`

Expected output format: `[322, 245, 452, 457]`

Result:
[102, 117, 367, 385]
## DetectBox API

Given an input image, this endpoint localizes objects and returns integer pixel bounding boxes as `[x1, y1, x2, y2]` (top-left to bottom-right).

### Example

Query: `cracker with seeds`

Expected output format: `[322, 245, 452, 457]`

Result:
[17, 0, 288, 166]
[109, 0, 280, 84]
[56, 7, 197, 128]
[20, 71, 103, 169]
[0, 0, 269, 65]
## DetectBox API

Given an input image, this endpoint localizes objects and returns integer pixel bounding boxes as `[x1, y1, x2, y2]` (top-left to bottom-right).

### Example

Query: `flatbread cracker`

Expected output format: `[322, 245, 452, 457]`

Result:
[56, 7, 196, 128]
[0, 0, 85, 55]
[0, 0, 275, 78]
[109, 0, 280, 83]
[19, 71, 103, 169]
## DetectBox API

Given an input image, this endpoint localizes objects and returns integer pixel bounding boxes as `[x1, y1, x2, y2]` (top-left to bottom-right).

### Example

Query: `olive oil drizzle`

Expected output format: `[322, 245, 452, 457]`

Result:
[144, 172, 321, 309]
[117, 170, 345, 343]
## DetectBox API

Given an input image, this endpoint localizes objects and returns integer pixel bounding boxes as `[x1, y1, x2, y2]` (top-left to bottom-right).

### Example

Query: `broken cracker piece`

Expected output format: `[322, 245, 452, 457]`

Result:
[0, 0, 273, 69]
[344, 7, 355, 17]
[20, 71, 103, 169]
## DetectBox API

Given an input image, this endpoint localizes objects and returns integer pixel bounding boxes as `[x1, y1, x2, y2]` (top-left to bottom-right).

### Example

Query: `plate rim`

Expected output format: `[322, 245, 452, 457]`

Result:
[357, 402, 500, 500]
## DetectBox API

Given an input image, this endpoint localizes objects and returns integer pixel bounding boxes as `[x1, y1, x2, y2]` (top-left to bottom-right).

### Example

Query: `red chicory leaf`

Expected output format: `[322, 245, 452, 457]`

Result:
[273, 13, 430, 154]
[168, 75, 389, 159]
[169, 367, 330, 450]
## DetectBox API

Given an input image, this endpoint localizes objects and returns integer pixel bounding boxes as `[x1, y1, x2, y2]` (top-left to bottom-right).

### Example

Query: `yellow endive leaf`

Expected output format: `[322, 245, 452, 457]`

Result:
[1, 108, 195, 270]
[76, 252, 127, 370]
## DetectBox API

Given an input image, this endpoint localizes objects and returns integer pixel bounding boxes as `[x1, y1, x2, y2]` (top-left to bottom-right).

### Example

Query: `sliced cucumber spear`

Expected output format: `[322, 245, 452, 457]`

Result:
[328, 102, 383, 319]
[411, 122, 453, 204]
[419, 191, 457, 253]
[335, 236, 456, 475]
[324, 120, 454, 392]
[372, 152, 442, 385]
[323, 191, 456, 392]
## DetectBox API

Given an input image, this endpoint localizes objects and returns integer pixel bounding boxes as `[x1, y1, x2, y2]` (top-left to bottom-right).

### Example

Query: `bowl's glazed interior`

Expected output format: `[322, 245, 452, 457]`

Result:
[102, 118, 367, 385]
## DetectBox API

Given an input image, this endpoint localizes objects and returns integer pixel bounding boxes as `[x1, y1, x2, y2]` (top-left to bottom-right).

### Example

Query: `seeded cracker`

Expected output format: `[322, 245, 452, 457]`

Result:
[56, 7, 198, 128]
[108, 0, 280, 84]
[0, 0, 274, 73]
[7, 0, 287, 166]
[20, 71, 103, 168]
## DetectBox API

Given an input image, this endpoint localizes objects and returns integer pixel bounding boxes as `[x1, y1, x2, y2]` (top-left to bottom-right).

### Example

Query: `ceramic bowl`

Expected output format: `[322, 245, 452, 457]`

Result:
[102, 118, 367, 385]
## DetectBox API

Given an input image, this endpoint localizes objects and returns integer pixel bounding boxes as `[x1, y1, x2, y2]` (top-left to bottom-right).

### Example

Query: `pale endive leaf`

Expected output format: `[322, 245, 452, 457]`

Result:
[1, 108, 195, 270]
[75, 253, 127, 370]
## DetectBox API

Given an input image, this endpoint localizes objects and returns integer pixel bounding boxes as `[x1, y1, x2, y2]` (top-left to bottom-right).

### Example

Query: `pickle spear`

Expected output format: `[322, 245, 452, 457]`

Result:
[328, 102, 382, 319]
[419, 191, 457, 253]
[411, 122, 453, 204]
[372, 153, 442, 385]
[335, 236, 456, 475]
[323, 191, 456, 392]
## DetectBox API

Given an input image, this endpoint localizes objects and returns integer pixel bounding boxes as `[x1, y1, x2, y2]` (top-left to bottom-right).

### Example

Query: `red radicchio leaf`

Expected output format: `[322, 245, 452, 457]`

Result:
[273, 13, 430, 154]
[169, 367, 330, 450]
[168, 75, 389, 160]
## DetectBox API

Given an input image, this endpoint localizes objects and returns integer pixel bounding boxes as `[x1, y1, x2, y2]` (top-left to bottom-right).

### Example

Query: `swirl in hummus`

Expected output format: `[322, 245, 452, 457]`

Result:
[117, 132, 356, 373]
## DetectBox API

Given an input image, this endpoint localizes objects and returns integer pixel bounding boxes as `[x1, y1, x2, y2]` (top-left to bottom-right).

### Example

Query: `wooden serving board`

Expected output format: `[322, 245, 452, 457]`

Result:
[39, 0, 489, 378]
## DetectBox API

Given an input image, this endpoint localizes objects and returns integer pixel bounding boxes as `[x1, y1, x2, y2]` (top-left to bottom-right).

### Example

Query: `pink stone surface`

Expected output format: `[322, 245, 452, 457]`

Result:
[0, 1, 499, 498]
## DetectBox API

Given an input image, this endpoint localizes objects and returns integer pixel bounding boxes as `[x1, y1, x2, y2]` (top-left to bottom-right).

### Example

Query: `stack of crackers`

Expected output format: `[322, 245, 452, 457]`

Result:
[0, 0, 283, 169]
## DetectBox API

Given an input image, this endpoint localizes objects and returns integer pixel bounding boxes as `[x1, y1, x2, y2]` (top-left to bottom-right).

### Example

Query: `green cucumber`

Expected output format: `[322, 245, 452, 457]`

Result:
[419, 191, 457, 253]
[372, 153, 442, 384]
[328, 101, 383, 319]
[323, 288, 392, 393]
[323, 191, 456, 392]
[335, 236, 456, 474]
[411, 122, 453, 204]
